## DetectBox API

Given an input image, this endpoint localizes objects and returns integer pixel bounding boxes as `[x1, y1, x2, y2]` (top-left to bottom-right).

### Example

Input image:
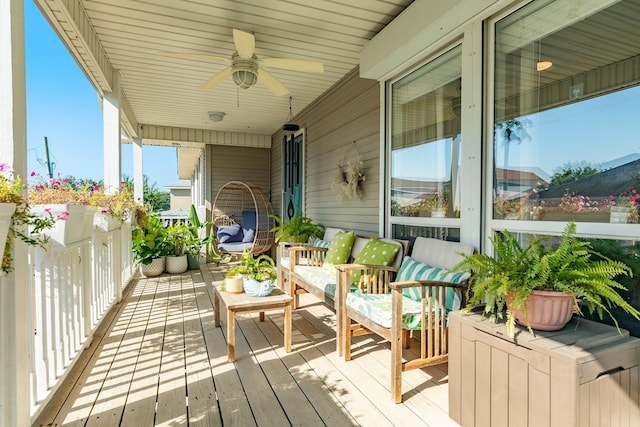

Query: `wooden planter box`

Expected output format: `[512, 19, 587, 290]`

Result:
[449, 310, 640, 426]
[537, 210, 610, 223]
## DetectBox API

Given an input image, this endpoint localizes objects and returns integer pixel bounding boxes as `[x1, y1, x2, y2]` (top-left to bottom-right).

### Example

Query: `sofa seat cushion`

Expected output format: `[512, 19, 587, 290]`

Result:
[280, 256, 308, 272]
[218, 241, 254, 252]
[346, 293, 439, 330]
[397, 256, 469, 312]
[294, 265, 337, 296]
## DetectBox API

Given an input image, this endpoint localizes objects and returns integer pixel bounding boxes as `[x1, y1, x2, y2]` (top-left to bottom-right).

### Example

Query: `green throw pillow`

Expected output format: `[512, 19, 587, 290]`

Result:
[351, 238, 401, 285]
[396, 256, 470, 312]
[323, 231, 355, 273]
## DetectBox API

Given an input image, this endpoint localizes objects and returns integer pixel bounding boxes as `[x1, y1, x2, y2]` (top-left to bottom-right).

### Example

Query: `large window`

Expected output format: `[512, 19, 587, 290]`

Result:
[493, 0, 640, 225]
[492, 0, 640, 332]
[389, 46, 463, 241]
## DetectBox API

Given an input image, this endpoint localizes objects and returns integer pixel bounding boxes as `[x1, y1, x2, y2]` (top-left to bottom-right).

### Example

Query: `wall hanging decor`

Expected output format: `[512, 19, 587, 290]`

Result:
[331, 141, 366, 201]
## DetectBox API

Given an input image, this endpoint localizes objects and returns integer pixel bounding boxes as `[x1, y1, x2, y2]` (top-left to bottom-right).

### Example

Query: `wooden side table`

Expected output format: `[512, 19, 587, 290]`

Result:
[213, 284, 293, 362]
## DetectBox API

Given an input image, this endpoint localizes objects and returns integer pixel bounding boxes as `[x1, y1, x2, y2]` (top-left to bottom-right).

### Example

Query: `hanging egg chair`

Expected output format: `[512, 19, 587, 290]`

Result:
[212, 181, 275, 255]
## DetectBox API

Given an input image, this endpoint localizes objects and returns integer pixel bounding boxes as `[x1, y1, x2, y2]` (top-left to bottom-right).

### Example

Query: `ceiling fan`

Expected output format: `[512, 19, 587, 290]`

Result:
[159, 29, 324, 96]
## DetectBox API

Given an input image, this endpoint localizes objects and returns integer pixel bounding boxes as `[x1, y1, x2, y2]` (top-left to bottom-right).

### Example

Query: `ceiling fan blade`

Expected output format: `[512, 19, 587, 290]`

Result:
[257, 69, 289, 96]
[158, 51, 229, 62]
[259, 58, 324, 73]
[200, 67, 233, 90]
[233, 29, 255, 58]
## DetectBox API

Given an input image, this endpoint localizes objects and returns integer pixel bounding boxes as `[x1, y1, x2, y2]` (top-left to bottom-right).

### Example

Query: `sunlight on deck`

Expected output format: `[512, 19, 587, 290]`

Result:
[33, 264, 458, 427]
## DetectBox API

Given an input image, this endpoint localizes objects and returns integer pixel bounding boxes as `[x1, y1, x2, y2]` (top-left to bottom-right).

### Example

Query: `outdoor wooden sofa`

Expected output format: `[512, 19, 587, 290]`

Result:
[276, 227, 346, 298]
[281, 229, 409, 354]
[336, 237, 475, 403]
[286, 232, 407, 308]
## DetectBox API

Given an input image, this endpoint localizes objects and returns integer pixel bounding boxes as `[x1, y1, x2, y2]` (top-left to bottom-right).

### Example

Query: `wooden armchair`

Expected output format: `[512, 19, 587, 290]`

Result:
[337, 237, 475, 403]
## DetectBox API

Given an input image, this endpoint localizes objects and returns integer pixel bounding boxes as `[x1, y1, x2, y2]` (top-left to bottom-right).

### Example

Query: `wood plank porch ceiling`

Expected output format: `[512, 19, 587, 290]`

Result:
[34, 0, 413, 138]
[33, 264, 457, 426]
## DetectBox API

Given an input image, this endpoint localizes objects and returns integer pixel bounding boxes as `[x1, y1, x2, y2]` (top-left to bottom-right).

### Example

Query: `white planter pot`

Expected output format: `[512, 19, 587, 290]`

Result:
[32, 204, 95, 246]
[610, 206, 632, 223]
[165, 254, 188, 274]
[140, 256, 165, 277]
[225, 275, 244, 293]
[94, 208, 122, 232]
[0, 203, 16, 258]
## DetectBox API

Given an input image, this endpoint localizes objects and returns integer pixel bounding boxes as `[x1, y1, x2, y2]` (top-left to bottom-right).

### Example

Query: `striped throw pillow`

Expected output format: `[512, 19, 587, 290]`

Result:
[396, 256, 470, 312]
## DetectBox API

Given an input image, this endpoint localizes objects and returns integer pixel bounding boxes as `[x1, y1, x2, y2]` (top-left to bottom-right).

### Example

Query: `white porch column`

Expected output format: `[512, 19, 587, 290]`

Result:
[103, 70, 121, 194]
[0, 0, 32, 425]
[133, 129, 144, 204]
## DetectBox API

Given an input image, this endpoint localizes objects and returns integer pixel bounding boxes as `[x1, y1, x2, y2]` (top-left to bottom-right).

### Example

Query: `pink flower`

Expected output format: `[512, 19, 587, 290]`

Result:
[48, 178, 54, 186]
[57, 211, 69, 221]
[0, 163, 13, 175]
[30, 171, 36, 177]
[44, 207, 51, 214]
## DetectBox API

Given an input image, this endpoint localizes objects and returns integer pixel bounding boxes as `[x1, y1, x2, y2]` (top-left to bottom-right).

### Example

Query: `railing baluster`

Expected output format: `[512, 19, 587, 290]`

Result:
[27, 226, 135, 419]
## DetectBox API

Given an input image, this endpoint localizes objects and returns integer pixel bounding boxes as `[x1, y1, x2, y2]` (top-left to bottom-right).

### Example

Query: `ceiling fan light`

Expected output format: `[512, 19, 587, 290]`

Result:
[232, 55, 259, 89]
[232, 69, 258, 88]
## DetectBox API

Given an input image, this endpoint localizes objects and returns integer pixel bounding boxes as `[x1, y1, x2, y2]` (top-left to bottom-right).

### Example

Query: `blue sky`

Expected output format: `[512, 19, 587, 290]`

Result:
[24, 1, 177, 191]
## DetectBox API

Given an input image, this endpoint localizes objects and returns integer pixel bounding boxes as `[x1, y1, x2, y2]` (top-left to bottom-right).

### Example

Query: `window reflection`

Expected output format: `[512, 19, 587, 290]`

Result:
[493, 0, 640, 224]
[391, 46, 462, 219]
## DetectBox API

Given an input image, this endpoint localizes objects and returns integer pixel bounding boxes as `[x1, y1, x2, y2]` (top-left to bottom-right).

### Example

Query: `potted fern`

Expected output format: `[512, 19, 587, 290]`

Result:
[269, 211, 324, 243]
[454, 222, 640, 337]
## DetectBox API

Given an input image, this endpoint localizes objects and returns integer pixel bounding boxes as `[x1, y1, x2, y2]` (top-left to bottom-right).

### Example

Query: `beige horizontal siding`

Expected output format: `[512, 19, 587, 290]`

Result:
[271, 66, 382, 236]
[209, 145, 271, 208]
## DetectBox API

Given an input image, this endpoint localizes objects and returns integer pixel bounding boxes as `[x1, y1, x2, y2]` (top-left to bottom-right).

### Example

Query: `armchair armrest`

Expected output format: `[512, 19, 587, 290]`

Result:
[389, 280, 467, 291]
[335, 264, 399, 297]
[288, 246, 328, 268]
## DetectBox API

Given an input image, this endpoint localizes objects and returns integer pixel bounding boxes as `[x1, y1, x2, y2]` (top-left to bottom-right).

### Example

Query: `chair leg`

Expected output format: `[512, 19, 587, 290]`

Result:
[344, 322, 353, 361]
[391, 327, 403, 403]
[289, 277, 298, 309]
[402, 330, 411, 349]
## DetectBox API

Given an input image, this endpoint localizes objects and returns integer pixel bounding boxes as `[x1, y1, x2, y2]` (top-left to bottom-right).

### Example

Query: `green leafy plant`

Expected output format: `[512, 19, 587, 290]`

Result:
[165, 222, 191, 256]
[455, 222, 640, 336]
[270, 211, 324, 243]
[0, 163, 57, 273]
[225, 250, 277, 282]
[185, 204, 210, 255]
[89, 181, 138, 223]
[132, 212, 169, 266]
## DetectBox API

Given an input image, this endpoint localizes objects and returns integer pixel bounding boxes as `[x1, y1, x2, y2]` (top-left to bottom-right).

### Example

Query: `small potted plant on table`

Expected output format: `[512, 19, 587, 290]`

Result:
[224, 250, 277, 295]
[454, 221, 640, 337]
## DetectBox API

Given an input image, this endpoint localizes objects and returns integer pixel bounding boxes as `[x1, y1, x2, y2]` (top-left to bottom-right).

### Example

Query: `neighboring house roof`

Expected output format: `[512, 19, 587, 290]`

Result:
[164, 180, 191, 190]
[538, 158, 640, 199]
[496, 168, 549, 186]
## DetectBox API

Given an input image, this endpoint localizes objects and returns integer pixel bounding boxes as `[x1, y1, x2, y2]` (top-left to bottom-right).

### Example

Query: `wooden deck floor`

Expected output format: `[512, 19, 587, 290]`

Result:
[34, 263, 460, 427]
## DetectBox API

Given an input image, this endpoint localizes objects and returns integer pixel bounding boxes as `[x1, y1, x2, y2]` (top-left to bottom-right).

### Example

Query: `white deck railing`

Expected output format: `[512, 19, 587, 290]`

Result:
[0, 224, 135, 425]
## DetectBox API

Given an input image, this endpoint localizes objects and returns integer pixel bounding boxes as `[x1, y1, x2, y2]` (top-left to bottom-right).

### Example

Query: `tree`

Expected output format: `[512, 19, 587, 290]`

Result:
[495, 118, 532, 191]
[121, 175, 170, 212]
[549, 164, 599, 187]
[143, 176, 170, 212]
